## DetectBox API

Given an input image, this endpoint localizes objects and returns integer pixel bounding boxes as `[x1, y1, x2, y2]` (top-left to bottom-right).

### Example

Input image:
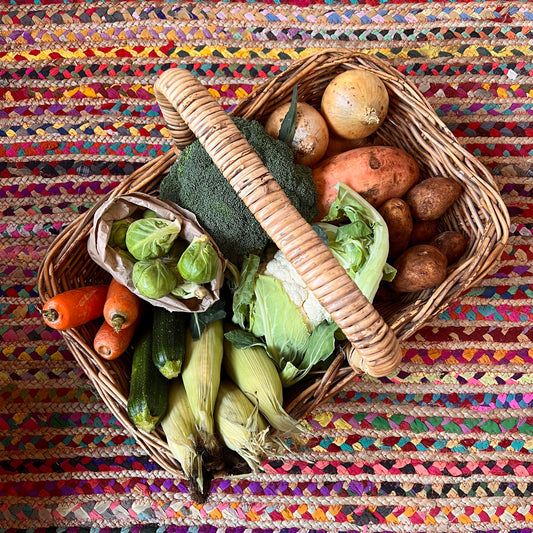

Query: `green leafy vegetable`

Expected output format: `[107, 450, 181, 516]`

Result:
[231, 185, 394, 386]
[251, 275, 310, 365]
[114, 247, 137, 264]
[171, 280, 208, 300]
[108, 217, 134, 249]
[298, 320, 339, 373]
[190, 298, 227, 340]
[231, 254, 337, 387]
[132, 258, 178, 299]
[224, 329, 263, 350]
[177, 235, 219, 284]
[232, 253, 260, 330]
[166, 239, 188, 261]
[320, 182, 395, 301]
[126, 217, 183, 261]
[278, 85, 298, 145]
[142, 209, 159, 219]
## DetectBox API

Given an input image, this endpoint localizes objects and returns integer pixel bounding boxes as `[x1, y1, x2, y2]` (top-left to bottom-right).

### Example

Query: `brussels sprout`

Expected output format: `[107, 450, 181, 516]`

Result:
[126, 217, 183, 261]
[132, 258, 178, 299]
[142, 209, 159, 219]
[108, 217, 134, 249]
[171, 280, 209, 300]
[114, 246, 137, 264]
[177, 235, 219, 284]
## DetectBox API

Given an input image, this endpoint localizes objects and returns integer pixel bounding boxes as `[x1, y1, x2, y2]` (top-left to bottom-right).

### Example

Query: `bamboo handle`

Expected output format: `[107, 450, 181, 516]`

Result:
[153, 68, 402, 377]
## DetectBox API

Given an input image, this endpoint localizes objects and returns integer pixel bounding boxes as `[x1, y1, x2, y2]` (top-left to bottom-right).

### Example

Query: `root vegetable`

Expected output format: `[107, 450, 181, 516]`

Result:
[391, 244, 448, 293]
[409, 219, 439, 245]
[323, 132, 367, 159]
[429, 231, 468, 264]
[312, 145, 420, 220]
[94, 318, 139, 360]
[104, 278, 141, 332]
[264, 101, 329, 167]
[42, 285, 108, 330]
[320, 69, 389, 140]
[378, 198, 413, 260]
[405, 176, 463, 221]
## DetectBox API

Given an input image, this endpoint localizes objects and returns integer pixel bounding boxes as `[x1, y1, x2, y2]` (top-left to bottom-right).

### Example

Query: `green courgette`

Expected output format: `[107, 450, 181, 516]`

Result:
[127, 324, 169, 433]
[152, 306, 187, 379]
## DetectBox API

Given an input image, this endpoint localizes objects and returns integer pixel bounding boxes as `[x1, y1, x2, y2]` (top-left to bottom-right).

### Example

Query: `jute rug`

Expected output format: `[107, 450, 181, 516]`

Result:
[1, 1, 532, 531]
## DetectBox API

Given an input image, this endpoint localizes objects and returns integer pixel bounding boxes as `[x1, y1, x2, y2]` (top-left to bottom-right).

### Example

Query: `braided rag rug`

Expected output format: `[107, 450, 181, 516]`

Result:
[1, 0, 532, 531]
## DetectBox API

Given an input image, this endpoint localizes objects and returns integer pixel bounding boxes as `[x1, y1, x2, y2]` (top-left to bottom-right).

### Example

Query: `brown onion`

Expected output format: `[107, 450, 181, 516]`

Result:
[264, 101, 329, 167]
[321, 69, 389, 140]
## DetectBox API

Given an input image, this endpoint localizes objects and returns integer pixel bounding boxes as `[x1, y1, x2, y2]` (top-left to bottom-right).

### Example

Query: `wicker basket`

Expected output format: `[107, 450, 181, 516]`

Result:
[37, 49, 510, 478]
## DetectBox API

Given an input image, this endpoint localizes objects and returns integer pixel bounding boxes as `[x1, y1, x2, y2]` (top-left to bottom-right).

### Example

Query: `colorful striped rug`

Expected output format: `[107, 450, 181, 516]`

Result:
[1, 1, 532, 531]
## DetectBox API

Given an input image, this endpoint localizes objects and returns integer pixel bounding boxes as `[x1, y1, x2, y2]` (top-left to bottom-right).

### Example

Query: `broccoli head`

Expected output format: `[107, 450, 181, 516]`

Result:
[159, 116, 319, 266]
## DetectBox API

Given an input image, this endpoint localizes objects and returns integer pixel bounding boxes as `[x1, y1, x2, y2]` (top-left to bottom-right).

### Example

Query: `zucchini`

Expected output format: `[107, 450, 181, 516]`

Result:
[127, 324, 169, 433]
[152, 306, 187, 379]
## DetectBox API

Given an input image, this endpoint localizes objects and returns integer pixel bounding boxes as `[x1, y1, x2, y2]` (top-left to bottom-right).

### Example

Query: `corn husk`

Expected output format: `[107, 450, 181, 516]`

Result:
[223, 339, 302, 436]
[215, 380, 282, 472]
[161, 379, 209, 503]
[181, 319, 224, 461]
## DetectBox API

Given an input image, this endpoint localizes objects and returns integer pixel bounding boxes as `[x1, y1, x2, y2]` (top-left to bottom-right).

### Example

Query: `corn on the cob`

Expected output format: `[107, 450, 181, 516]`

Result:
[181, 319, 224, 460]
[215, 380, 280, 472]
[160, 378, 208, 503]
[223, 339, 302, 435]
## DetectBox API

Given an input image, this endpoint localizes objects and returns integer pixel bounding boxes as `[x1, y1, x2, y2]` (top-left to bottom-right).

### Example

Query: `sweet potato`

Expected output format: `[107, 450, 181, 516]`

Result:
[312, 145, 420, 220]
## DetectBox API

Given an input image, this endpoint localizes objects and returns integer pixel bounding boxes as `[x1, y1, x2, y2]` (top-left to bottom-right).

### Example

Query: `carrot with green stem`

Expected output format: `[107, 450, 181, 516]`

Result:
[104, 279, 141, 332]
[42, 285, 108, 330]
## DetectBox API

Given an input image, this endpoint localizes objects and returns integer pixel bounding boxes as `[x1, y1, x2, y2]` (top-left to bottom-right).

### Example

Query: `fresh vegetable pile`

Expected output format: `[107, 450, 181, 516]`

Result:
[42, 67, 467, 503]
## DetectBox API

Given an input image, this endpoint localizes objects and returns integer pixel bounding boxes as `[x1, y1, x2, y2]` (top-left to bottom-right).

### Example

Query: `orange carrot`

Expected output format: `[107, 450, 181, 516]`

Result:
[93, 318, 139, 360]
[104, 278, 141, 332]
[42, 285, 108, 330]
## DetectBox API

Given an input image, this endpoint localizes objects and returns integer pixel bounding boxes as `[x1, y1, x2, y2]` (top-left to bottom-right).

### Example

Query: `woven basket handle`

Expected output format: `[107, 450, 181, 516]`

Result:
[153, 68, 402, 377]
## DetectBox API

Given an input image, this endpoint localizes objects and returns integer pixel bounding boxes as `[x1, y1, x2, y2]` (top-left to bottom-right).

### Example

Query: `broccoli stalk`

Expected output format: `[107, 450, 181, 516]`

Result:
[159, 117, 319, 266]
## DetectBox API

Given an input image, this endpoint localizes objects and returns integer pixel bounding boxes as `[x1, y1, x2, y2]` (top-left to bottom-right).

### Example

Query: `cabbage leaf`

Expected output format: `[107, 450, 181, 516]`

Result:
[320, 182, 395, 301]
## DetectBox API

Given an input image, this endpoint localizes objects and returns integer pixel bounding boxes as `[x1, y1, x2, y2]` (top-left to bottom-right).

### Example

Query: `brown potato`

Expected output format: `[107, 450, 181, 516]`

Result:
[405, 177, 463, 221]
[374, 282, 397, 303]
[391, 244, 448, 293]
[429, 231, 468, 264]
[409, 219, 439, 245]
[378, 198, 413, 259]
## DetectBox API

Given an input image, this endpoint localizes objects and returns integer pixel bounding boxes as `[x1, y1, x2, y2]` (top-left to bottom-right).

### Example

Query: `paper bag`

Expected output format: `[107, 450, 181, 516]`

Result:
[87, 192, 226, 313]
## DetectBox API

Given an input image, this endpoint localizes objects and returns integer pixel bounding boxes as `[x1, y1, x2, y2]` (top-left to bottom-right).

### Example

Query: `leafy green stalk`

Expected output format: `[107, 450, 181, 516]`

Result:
[321, 182, 395, 301]
[278, 85, 299, 145]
